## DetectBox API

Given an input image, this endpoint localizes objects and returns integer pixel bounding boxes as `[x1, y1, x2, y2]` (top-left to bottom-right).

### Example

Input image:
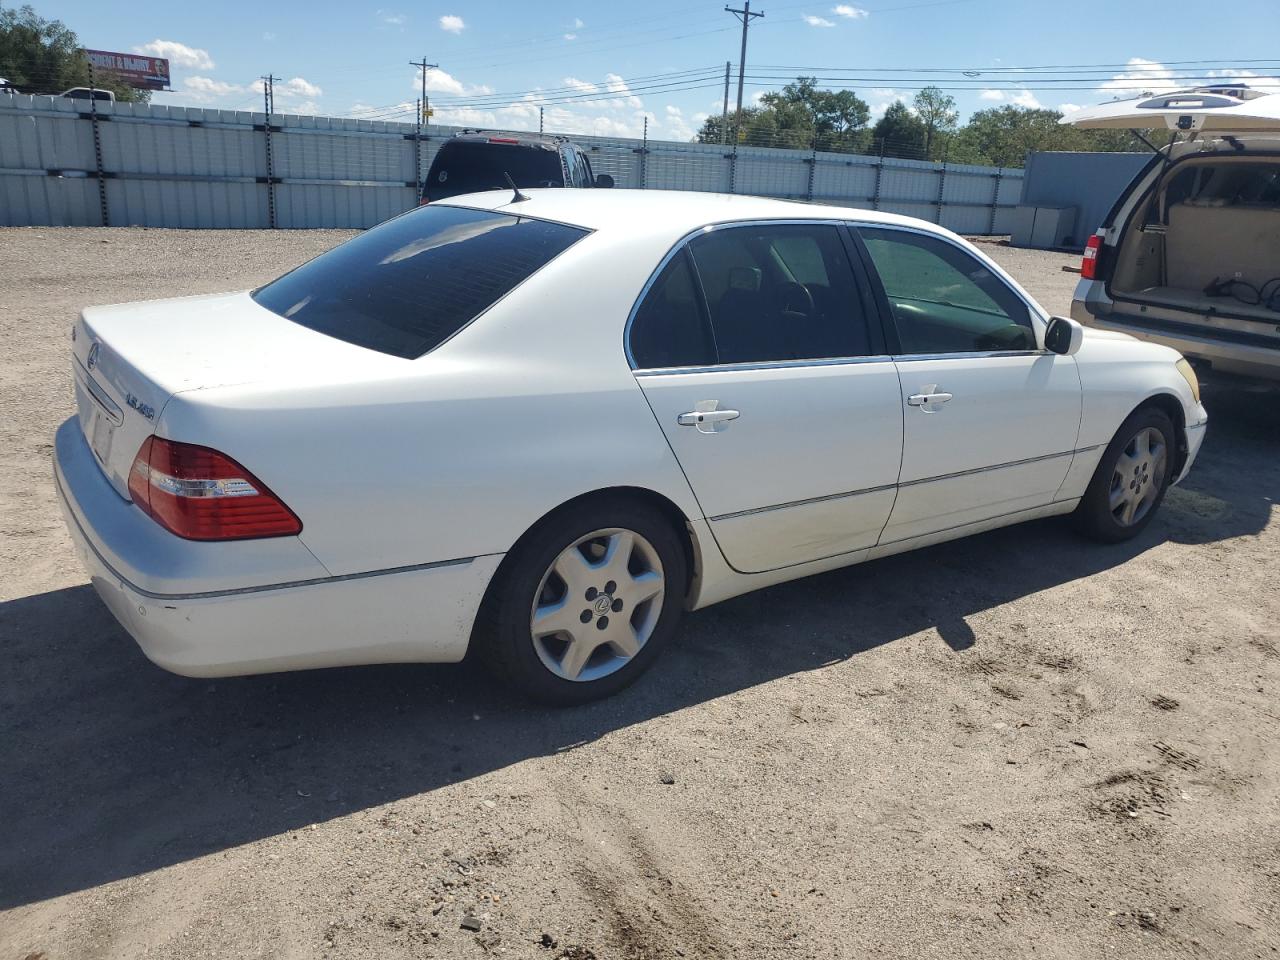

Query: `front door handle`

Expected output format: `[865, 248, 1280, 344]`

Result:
[907, 385, 953, 412]
[677, 402, 740, 434]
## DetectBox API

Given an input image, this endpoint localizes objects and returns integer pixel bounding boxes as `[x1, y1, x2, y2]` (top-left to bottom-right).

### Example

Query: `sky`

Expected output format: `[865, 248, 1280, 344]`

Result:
[35, 0, 1280, 142]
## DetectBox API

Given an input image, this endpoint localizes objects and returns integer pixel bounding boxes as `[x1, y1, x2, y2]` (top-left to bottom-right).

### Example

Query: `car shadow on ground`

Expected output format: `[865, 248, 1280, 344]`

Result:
[1, 387, 1276, 911]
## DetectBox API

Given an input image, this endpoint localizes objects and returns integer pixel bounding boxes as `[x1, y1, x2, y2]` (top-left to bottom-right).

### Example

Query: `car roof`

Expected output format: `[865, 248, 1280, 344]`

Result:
[437, 188, 938, 236]
[443, 131, 570, 149]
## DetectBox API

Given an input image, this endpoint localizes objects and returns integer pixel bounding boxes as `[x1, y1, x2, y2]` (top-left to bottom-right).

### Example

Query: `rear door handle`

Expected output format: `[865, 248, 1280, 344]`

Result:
[677, 403, 740, 434]
[907, 385, 953, 412]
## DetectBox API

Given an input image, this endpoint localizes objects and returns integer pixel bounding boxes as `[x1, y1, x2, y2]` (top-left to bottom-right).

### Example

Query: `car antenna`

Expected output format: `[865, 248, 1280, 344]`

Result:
[503, 172, 530, 203]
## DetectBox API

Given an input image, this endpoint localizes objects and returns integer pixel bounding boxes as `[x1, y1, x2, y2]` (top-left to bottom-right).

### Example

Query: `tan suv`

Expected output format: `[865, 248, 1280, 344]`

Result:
[1067, 84, 1280, 382]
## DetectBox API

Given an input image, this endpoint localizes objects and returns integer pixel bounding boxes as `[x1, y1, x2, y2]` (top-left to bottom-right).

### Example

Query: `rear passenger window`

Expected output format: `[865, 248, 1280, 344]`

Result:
[630, 224, 874, 368]
[630, 251, 716, 369]
[688, 224, 873, 364]
[858, 228, 1036, 354]
[253, 205, 587, 359]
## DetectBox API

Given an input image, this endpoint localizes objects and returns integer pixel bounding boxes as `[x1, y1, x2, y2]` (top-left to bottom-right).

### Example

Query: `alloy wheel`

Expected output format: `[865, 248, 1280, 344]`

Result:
[529, 528, 666, 682]
[1108, 426, 1168, 527]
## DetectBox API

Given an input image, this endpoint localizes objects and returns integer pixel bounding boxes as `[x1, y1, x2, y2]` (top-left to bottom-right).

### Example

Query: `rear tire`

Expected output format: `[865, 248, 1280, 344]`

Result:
[1073, 405, 1176, 543]
[474, 497, 688, 706]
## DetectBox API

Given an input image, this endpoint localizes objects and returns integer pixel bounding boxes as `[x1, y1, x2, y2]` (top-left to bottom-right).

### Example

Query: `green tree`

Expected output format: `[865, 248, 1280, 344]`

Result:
[696, 77, 871, 153]
[912, 86, 959, 160]
[871, 101, 927, 159]
[0, 5, 148, 101]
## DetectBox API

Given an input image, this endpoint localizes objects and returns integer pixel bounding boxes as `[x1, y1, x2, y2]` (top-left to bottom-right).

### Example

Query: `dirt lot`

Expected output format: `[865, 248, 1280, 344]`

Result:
[1, 227, 1278, 960]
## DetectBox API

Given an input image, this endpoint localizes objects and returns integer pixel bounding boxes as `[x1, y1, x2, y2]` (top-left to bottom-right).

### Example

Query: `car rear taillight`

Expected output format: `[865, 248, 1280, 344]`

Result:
[487, 136, 519, 144]
[1081, 231, 1104, 280]
[128, 436, 301, 541]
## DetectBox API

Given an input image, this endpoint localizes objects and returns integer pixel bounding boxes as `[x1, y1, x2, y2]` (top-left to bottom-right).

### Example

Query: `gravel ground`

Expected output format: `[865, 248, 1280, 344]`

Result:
[1, 227, 1278, 960]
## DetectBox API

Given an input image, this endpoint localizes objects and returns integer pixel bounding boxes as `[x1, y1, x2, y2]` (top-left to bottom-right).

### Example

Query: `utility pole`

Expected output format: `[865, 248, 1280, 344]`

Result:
[725, 1, 763, 118]
[260, 73, 277, 115]
[409, 55, 438, 129]
[720, 60, 731, 143]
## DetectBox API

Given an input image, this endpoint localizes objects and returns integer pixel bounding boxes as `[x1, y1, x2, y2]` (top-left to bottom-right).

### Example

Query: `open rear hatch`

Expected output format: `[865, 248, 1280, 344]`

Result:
[1066, 86, 1280, 350]
[1064, 85, 1280, 133]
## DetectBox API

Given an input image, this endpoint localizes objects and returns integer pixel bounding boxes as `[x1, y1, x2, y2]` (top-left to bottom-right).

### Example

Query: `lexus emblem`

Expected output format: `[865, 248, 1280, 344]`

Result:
[86, 342, 101, 371]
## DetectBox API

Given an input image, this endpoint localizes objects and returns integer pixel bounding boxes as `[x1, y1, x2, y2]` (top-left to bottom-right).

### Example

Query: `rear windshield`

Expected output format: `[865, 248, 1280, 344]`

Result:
[252, 205, 588, 359]
[426, 141, 563, 201]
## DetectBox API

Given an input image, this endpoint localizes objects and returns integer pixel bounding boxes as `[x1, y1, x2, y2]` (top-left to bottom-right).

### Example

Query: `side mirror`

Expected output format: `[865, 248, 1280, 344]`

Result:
[1044, 315, 1084, 356]
[594, 173, 614, 188]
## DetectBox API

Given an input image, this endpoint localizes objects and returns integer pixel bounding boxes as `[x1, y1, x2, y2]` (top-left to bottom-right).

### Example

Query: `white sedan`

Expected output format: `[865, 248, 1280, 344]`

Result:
[55, 190, 1207, 703]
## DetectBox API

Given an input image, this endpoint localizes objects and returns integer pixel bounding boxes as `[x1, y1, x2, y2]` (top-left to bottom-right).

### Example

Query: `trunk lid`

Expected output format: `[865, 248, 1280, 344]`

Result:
[71, 290, 406, 499]
[1065, 85, 1280, 133]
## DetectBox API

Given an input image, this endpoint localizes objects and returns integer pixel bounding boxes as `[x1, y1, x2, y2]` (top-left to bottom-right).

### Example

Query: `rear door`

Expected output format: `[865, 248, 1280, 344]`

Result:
[630, 221, 903, 574]
[853, 225, 1082, 546]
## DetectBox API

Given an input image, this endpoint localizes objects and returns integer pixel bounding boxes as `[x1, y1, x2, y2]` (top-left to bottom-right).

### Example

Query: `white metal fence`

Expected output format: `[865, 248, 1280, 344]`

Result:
[0, 94, 1024, 232]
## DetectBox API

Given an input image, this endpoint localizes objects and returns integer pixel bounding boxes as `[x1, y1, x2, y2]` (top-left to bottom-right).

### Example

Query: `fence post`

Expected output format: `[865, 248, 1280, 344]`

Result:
[988, 167, 1003, 234]
[806, 130, 817, 202]
[262, 75, 277, 229]
[413, 98, 422, 203]
[934, 144, 948, 225]
[86, 62, 109, 227]
[871, 138, 884, 211]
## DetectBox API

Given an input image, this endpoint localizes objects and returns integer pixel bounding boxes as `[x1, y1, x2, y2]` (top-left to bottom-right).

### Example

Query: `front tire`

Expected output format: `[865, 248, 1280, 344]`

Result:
[474, 497, 688, 705]
[1073, 405, 1175, 543]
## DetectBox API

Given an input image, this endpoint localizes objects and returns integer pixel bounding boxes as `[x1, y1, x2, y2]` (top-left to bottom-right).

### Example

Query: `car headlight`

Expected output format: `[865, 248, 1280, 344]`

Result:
[1175, 358, 1201, 404]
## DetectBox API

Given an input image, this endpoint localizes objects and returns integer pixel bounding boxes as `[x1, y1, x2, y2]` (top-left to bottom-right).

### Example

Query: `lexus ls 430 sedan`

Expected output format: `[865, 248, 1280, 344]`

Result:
[55, 190, 1207, 704]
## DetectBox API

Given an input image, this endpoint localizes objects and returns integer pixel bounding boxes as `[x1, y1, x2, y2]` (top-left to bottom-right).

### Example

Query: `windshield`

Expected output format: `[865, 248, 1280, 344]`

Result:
[426, 141, 564, 201]
[252, 205, 588, 359]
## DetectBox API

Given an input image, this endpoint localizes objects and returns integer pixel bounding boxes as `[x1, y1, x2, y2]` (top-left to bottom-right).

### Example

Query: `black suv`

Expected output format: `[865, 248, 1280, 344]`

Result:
[422, 132, 613, 203]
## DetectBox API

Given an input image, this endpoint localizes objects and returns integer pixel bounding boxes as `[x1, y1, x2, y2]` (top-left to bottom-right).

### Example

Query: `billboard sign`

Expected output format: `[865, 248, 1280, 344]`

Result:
[82, 49, 170, 90]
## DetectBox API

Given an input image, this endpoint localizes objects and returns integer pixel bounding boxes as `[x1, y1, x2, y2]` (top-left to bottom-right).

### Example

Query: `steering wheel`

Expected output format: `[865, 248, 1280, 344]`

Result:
[777, 281, 815, 319]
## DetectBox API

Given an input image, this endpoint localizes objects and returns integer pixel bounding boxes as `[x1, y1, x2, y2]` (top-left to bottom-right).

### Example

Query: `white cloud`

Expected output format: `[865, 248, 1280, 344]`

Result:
[263, 31, 276, 41]
[133, 39, 214, 70]
[280, 76, 322, 99]
[563, 33, 578, 41]
[1057, 103, 1083, 115]
[867, 87, 911, 119]
[978, 88, 1042, 108]
[412, 68, 465, 95]
[181, 76, 241, 101]
[563, 77, 598, 94]
[439, 14, 465, 33]
[572, 17, 585, 28]
[665, 104, 683, 117]
[603, 73, 643, 109]
[1099, 58, 1177, 96]
[832, 4, 869, 16]
[803, 14, 836, 27]
[378, 9, 407, 26]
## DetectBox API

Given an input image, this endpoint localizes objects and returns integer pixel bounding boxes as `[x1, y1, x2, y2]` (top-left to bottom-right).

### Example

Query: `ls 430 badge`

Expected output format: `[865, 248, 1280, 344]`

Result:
[127, 393, 155, 420]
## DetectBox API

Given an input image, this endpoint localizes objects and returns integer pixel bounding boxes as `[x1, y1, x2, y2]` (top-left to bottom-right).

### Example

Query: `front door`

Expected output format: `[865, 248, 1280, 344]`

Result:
[629, 222, 903, 574]
[854, 225, 1083, 546]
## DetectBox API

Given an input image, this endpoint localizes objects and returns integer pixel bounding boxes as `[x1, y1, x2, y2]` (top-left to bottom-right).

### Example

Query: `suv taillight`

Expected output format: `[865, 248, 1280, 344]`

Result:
[128, 437, 302, 541]
[1081, 231, 1104, 280]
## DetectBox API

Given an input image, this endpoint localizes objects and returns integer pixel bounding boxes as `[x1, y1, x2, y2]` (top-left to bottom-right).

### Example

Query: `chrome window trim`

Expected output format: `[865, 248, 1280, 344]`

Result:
[847, 219, 1051, 353]
[892, 349, 1049, 362]
[634, 353, 895, 377]
[624, 218, 876, 372]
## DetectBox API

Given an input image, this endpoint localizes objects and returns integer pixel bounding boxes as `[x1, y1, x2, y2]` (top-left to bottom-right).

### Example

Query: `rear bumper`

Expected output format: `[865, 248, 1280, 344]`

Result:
[54, 417, 502, 677]
[1071, 299, 1280, 382]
